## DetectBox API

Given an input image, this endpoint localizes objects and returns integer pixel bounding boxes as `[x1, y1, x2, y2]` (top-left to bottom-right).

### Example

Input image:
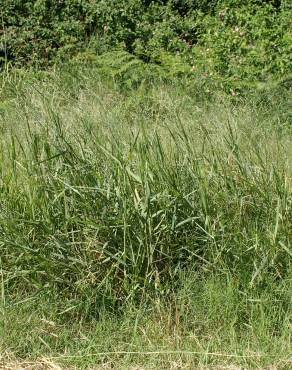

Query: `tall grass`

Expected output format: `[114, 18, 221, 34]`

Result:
[0, 68, 291, 307]
[0, 68, 291, 367]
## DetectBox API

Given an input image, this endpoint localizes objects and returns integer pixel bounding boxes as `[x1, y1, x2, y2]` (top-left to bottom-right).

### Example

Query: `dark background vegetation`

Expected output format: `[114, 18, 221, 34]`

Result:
[1, 0, 291, 86]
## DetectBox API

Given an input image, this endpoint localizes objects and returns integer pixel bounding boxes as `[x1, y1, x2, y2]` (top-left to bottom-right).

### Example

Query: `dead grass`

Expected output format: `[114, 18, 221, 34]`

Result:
[1, 358, 288, 370]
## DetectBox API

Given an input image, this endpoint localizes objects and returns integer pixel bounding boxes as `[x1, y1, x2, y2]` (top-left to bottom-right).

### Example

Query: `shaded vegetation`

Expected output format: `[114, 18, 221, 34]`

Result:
[1, 1, 291, 87]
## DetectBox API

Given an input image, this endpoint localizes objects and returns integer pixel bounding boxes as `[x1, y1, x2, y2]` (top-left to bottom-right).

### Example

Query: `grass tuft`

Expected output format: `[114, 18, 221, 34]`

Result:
[0, 68, 291, 368]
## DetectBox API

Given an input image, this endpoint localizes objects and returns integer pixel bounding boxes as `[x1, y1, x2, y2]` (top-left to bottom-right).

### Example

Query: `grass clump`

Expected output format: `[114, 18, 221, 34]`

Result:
[0, 68, 291, 368]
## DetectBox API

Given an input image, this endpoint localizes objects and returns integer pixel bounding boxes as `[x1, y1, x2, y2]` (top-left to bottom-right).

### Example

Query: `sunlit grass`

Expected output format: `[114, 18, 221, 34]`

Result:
[0, 68, 291, 368]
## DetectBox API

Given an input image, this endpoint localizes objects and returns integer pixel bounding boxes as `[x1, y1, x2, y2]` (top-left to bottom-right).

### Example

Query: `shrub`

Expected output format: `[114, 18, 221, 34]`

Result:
[1, 0, 291, 87]
[193, 1, 292, 83]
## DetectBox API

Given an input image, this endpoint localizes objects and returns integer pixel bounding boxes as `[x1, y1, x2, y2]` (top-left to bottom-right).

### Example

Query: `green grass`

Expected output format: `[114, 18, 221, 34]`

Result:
[1, 274, 291, 369]
[0, 68, 291, 369]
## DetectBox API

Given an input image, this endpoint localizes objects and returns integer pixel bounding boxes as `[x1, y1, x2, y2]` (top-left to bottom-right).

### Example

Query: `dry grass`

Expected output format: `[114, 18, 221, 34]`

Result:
[1, 360, 285, 370]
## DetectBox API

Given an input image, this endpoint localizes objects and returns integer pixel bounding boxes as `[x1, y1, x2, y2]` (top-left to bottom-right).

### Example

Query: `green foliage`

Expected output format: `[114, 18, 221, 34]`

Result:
[74, 50, 193, 88]
[1, 0, 291, 86]
[194, 1, 292, 82]
[1, 0, 95, 66]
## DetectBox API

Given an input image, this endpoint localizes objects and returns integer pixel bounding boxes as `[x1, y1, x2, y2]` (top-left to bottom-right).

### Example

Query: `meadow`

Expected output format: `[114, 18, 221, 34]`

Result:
[0, 67, 291, 368]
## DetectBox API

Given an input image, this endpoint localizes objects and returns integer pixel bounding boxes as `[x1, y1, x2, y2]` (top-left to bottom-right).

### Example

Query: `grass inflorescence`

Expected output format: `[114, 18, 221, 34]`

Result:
[0, 68, 291, 369]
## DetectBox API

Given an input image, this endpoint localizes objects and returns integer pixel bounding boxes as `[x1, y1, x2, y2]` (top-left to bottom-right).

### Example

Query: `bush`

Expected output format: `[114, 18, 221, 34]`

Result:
[1, 0, 291, 87]
[193, 1, 292, 83]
